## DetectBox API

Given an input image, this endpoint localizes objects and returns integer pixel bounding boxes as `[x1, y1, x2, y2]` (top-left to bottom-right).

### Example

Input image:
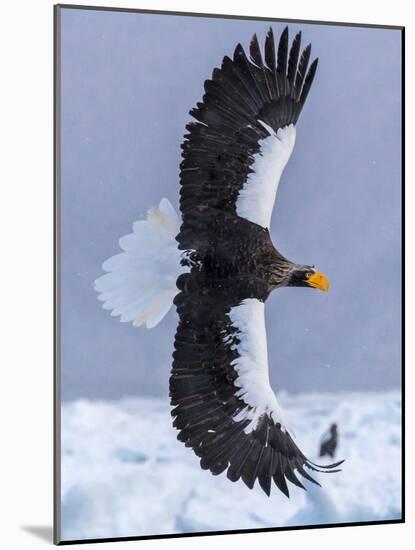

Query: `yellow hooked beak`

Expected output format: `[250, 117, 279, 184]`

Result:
[307, 271, 330, 292]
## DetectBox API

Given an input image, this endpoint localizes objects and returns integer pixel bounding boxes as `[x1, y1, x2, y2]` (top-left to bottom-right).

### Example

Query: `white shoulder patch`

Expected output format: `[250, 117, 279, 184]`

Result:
[236, 123, 296, 228]
[228, 299, 290, 434]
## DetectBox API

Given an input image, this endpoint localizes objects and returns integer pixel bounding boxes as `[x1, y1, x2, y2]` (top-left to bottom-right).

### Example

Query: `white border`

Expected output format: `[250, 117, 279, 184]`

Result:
[1, 1, 411, 548]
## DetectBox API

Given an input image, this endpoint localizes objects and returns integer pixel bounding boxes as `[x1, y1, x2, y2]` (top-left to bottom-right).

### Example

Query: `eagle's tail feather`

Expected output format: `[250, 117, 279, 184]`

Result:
[94, 198, 184, 329]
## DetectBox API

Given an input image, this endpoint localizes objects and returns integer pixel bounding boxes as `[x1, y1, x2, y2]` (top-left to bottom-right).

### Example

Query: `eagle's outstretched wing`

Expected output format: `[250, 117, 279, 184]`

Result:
[178, 26, 317, 239]
[170, 276, 342, 497]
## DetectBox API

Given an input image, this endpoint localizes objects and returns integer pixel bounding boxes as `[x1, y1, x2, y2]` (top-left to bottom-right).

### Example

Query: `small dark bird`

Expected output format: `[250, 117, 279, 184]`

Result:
[319, 423, 339, 458]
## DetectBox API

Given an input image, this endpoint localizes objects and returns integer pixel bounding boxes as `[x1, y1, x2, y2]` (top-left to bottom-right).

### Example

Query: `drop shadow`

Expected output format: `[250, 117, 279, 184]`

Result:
[21, 525, 54, 543]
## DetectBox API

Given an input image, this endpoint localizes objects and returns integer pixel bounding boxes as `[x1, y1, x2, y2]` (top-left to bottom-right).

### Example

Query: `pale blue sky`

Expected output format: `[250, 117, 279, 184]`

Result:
[59, 8, 402, 400]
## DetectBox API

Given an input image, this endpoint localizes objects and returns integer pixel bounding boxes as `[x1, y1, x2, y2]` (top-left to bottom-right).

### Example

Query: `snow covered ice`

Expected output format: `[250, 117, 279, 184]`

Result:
[60, 390, 401, 541]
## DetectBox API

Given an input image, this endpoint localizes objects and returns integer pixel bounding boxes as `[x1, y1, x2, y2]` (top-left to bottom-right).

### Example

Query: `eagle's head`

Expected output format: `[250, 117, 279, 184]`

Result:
[287, 265, 330, 292]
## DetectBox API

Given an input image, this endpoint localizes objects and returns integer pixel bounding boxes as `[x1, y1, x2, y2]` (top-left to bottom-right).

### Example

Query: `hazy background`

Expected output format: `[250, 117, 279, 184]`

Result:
[60, 8, 402, 401]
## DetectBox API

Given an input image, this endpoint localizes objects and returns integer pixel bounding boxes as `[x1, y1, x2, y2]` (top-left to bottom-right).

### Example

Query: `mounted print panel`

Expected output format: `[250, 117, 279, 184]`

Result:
[54, 4, 404, 545]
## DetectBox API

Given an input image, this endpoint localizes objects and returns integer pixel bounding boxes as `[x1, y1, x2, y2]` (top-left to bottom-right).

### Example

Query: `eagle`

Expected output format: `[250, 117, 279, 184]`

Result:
[95, 26, 343, 498]
[319, 423, 339, 459]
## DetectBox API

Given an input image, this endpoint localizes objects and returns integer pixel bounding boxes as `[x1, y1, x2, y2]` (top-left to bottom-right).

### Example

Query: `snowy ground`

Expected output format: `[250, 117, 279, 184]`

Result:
[60, 391, 402, 541]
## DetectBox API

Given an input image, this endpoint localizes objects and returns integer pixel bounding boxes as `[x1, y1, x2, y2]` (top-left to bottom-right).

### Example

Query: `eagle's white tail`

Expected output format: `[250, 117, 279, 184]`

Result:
[94, 198, 186, 329]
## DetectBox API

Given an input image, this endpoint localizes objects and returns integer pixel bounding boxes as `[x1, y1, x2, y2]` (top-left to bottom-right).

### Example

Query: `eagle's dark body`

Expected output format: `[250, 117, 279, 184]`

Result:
[179, 212, 288, 300]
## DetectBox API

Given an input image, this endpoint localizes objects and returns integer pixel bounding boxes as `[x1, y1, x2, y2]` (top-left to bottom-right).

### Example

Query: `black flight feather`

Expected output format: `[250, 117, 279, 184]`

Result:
[249, 33, 264, 67]
[300, 58, 319, 106]
[287, 31, 302, 91]
[283, 463, 306, 490]
[294, 44, 311, 99]
[296, 465, 321, 486]
[264, 27, 277, 72]
[277, 26, 289, 76]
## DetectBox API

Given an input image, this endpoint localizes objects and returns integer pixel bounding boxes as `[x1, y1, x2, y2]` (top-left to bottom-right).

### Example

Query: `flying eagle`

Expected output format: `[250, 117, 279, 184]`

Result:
[95, 26, 343, 498]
